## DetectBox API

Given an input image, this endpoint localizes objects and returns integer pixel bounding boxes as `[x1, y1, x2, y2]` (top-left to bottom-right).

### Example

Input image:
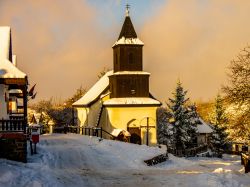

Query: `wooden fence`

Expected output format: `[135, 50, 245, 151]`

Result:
[168, 144, 208, 157]
[0, 119, 26, 133]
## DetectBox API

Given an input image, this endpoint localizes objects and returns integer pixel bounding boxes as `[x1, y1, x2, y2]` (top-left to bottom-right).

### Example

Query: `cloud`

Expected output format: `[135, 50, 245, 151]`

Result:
[141, 0, 250, 102]
[1, 0, 250, 103]
[0, 0, 112, 101]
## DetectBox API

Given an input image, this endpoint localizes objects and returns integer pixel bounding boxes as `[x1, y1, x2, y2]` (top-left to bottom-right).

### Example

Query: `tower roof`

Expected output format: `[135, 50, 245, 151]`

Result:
[113, 8, 143, 47]
[118, 15, 137, 39]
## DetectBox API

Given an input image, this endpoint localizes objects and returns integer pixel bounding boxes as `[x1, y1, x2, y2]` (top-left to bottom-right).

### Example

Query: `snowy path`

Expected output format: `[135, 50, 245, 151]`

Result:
[0, 134, 249, 187]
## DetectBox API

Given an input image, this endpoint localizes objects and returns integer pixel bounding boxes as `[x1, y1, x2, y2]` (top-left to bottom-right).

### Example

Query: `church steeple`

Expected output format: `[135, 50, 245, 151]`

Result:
[109, 7, 150, 98]
[118, 5, 137, 39]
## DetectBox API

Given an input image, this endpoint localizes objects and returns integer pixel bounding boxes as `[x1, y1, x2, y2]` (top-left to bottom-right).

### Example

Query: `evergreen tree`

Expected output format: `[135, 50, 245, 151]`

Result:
[210, 94, 228, 154]
[186, 104, 199, 147]
[157, 107, 173, 148]
[168, 81, 192, 150]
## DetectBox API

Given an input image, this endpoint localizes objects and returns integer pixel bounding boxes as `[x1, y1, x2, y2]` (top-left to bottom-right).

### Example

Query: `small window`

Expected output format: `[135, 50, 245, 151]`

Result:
[131, 89, 136, 95]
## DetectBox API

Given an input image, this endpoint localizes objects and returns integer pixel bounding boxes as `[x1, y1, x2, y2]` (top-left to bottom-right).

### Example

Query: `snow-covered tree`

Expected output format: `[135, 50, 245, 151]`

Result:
[222, 46, 250, 141]
[210, 94, 228, 154]
[167, 81, 194, 150]
[157, 107, 173, 148]
[186, 104, 199, 147]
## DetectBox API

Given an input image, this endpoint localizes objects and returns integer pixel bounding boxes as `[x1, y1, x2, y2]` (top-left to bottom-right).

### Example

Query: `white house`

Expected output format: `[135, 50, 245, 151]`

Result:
[0, 26, 28, 121]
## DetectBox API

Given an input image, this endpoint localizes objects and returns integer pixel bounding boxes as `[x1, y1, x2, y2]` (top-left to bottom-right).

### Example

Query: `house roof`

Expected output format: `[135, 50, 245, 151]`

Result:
[0, 26, 26, 79]
[197, 118, 213, 134]
[0, 59, 26, 78]
[72, 71, 113, 107]
[0, 27, 11, 60]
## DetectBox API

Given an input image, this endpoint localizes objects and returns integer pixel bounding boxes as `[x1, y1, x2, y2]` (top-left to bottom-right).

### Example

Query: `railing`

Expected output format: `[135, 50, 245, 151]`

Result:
[0, 119, 26, 133]
[61, 126, 116, 139]
[168, 144, 208, 157]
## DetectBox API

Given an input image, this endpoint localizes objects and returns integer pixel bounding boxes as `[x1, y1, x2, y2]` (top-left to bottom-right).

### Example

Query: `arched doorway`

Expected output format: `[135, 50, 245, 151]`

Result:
[127, 119, 141, 145]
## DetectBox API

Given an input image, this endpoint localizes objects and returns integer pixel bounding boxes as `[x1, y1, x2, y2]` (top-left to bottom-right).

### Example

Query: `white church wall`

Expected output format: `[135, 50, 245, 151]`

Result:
[105, 106, 158, 146]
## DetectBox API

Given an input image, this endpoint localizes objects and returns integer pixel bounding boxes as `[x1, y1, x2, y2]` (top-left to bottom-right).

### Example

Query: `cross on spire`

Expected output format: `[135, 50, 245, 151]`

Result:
[125, 4, 130, 17]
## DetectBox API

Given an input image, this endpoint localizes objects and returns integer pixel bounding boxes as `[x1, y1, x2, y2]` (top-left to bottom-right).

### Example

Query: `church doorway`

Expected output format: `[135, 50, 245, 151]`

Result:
[128, 127, 141, 145]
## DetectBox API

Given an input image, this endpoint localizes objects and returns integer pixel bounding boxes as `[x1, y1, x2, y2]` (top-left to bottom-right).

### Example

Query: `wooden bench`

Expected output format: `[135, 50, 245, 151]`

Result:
[241, 153, 250, 173]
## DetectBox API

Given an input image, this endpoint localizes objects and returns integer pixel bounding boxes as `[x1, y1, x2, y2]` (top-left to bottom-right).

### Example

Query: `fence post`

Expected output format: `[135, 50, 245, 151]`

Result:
[100, 127, 102, 138]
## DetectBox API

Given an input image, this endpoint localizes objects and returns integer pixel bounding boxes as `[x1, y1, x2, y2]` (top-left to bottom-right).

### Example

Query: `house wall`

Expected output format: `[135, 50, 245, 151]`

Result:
[103, 106, 158, 146]
[0, 84, 8, 119]
[197, 133, 208, 145]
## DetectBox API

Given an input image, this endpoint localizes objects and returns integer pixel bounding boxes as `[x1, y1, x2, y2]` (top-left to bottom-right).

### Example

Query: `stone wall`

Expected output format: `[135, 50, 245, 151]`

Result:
[0, 133, 27, 162]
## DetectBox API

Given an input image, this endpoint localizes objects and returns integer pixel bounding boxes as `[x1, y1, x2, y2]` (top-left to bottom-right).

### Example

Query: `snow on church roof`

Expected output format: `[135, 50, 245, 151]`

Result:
[112, 71, 150, 75]
[72, 71, 113, 107]
[103, 97, 161, 106]
[113, 37, 144, 47]
[0, 26, 26, 79]
[197, 118, 213, 134]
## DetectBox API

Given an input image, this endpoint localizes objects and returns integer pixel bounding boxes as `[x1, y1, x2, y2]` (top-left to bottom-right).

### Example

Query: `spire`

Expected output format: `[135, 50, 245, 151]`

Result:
[125, 4, 130, 17]
[118, 4, 137, 39]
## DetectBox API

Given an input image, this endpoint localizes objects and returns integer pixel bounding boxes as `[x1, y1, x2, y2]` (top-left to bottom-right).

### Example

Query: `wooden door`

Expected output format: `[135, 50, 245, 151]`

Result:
[128, 127, 141, 145]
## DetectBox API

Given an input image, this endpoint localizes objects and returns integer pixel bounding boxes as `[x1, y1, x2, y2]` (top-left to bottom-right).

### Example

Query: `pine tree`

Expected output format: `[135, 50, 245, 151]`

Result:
[186, 104, 199, 147]
[168, 81, 191, 150]
[210, 94, 228, 154]
[157, 107, 173, 148]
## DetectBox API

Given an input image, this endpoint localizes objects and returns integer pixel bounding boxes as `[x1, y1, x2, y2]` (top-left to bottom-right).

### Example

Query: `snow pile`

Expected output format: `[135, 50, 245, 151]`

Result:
[0, 134, 249, 187]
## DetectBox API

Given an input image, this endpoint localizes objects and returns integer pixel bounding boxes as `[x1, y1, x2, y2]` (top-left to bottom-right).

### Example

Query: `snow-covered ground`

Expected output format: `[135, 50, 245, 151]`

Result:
[0, 134, 249, 187]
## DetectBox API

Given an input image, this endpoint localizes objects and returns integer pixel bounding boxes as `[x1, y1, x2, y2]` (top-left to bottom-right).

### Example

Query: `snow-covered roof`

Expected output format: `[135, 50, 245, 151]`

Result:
[0, 27, 11, 60]
[9, 89, 22, 94]
[72, 71, 113, 107]
[197, 118, 213, 134]
[113, 37, 144, 47]
[111, 129, 131, 137]
[103, 97, 161, 106]
[112, 71, 150, 75]
[0, 59, 26, 78]
[0, 26, 26, 79]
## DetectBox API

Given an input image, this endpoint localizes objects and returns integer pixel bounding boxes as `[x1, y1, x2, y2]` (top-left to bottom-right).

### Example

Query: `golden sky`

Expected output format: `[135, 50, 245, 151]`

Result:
[0, 0, 250, 103]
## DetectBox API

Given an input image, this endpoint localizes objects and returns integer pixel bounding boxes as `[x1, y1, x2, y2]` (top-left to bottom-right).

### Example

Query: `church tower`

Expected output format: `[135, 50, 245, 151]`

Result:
[109, 6, 149, 98]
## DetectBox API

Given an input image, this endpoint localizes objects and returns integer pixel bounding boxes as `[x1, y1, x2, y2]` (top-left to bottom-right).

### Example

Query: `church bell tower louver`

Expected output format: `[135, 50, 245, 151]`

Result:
[109, 6, 150, 98]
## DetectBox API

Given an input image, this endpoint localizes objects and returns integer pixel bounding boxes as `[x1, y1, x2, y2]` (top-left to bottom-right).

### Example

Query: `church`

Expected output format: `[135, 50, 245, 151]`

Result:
[73, 8, 161, 146]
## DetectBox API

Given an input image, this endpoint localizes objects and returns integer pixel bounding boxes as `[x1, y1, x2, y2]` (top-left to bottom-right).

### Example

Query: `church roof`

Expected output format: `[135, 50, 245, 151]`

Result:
[113, 12, 144, 47]
[72, 71, 113, 107]
[103, 97, 161, 106]
[118, 16, 137, 39]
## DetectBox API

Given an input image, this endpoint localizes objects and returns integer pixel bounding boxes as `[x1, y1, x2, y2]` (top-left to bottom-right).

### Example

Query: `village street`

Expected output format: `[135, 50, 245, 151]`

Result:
[0, 134, 249, 187]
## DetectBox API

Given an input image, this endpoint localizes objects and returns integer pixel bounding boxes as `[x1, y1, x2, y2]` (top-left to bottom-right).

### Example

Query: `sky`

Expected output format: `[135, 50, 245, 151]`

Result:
[0, 0, 250, 103]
